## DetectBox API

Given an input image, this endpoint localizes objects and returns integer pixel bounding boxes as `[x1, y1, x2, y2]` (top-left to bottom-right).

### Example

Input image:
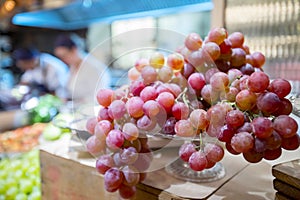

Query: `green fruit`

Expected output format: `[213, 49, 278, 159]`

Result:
[5, 186, 18, 200]
[43, 124, 62, 140]
[15, 193, 27, 200]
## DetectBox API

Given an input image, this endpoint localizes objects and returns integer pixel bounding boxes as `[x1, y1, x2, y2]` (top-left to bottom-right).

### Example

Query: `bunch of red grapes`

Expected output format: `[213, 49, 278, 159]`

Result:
[84, 27, 299, 199]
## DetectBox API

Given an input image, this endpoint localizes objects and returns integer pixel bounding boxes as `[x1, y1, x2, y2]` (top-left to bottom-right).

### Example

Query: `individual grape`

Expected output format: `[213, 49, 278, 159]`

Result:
[142, 100, 160, 117]
[156, 92, 175, 113]
[175, 119, 195, 137]
[122, 165, 140, 186]
[225, 110, 245, 129]
[182, 63, 195, 78]
[162, 117, 177, 135]
[218, 124, 236, 143]
[243, 148, 263, 163]
[172, 102, 189, 120]
[86, 117, 98, 134]
[240, 63, 255, 75]
[106, 130, 125, 150]
[188, 72, 206, 91]
[206, 123, 222, 137]
[94, 120, 113, 141]
[86, 135, 106, 155]
[96, 154, 114, 175]
[273, 115, 298, 138]
[253, 137, 267, 153]
[251, 51, 265, 68]
[128, 67, 140, 81]
[215, 59, 231, 72]
[231, 132, 254, 153]
[122, 122, 139, 141]
[119, 184, 136, 199]
[248, 71, 270, 93]
[113, 152, 124, 167]
[126, 96, 144, 118]
[281, 134, 300, 150]
[236, 89, 257, 111]
[136, 115, 157, 131]
[246, 54, 254, 66]
[108, 100, 126, 120]
[251, 117, 273, 139]
[179, 46, 192, 61]
[167, 53, 184, 71]
[207, 27, 227, 45]
[264, 148, 282, 160]
[119, 147, 138, 164]
[104, 168, 124, 192]
[98, 107, 112, 121]
[96, 88, 114, 107]
[188, 151, 208, 171]
[135, 58, 149, 72]
[205, 160, 216, 169]
[228, 32, 244, 48]
[130, 80, 146, 96]
[149, 52, 165, 69]
[204, 143, 224, 163]
[219, 38, 232, 54]
[268, 78, 291, 98]
[189, 109, 209, 130]
[158, 66, 173, 83]
[265, 131, 282, 150]
[203, 42, 221, 60]
[184, 32, 203, 51]
[230, 48, 246, 67]
[256, 92, 281, 115]
[272, 98, 293, 116]
[225, 142, 240, 155]
[141, 65, 158, 85]
[179, 143, 197, 162]
[210, 72, 229, 92]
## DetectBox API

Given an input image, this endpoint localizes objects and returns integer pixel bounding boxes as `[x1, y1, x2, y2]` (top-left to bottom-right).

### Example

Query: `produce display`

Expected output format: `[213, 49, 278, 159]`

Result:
[0, 123, 46, 153]
[0, 150, 41, 200]
[83, 27, 299, 199]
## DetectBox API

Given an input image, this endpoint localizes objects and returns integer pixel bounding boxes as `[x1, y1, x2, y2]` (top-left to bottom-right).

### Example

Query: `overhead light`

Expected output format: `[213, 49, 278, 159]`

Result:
[3, 0, 16, 12]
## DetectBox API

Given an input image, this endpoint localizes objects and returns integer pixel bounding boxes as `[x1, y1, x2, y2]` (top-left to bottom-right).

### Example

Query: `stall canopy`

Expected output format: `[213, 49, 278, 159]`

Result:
[12, 0, 213, 30]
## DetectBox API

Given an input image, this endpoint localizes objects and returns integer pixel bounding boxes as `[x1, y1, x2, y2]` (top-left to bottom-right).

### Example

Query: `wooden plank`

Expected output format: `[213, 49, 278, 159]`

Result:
[275, 192, 295, 200]
[273, 179, 300, 199]
[40, 150, 118, 200]
[272, 159, 300, 189]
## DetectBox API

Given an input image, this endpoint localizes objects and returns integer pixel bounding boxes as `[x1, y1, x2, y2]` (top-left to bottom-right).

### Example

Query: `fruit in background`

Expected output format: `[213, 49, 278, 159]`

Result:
[42, 123, 62, 141]
[0, 150, 41, 199]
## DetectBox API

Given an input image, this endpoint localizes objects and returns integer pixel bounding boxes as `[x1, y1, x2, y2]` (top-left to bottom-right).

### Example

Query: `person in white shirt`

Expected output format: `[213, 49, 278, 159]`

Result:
[13, 47, 69, 98]
[54, 34, 111, 104]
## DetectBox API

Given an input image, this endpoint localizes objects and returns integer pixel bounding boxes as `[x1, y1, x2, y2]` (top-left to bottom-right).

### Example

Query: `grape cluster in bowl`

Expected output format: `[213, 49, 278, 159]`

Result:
[85, 27, 299, 199]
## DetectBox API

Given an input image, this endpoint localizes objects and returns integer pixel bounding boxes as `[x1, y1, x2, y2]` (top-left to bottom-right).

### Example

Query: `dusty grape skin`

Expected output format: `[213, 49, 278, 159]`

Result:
[149, 52, 165, 69]
[251, 51, 265, 68]
[230, 132, 254, 153]
[179, 143, 197, 162]
[272, 98, 293, 116]
[96, 88, 114, 107]
[108, 100, 127, 120]
[104, 168, 124, 192]
[281, 134, 300, 150]
[94, 120, 113, 141]
[256, 92, 281, 115]
[126, 96, 144, 118]
[203, 42, 221, 61]
[228, 32, 244, 48]
[167, 53, 185, 71]
[175, 120, 195, 137]
[86, 117, 98, 134]
[86, 135, 106, 155]
[225, 110, 245, 129]
[119, 184, 137, 199]
[185, 32, 203, 51]
[247, 71, 270, 93]
[268, 78, 291, 98]
[230, 48, 246, 67]
[204, 143, 224, 163]
[190, 109, 209, 130]
[236, 89, 257, 111]
[218, 124, 236, 143]
[188, 72, 206, 91]
[251, 117, 273, 139]
[264, 148, 282, 160]
[188, 151, 208, 171]
[273, 115, 298, 138]
[172, 102, 189, 120]
[243, 148, 263, 163]
[207, 27, 227, 45]
[106, 129, 125, 150]
[210, 72, 229, 92]
[96, 154, 114, 175]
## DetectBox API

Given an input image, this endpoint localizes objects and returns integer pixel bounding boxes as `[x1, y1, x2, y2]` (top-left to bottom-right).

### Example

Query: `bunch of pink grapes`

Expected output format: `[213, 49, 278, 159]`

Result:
[85, 27, 299, 198]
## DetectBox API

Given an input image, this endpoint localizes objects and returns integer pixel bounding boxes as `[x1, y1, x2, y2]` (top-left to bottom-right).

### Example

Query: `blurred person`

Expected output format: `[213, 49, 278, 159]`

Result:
[54, 33, 111, 104]
[13, 47, 69, 98]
